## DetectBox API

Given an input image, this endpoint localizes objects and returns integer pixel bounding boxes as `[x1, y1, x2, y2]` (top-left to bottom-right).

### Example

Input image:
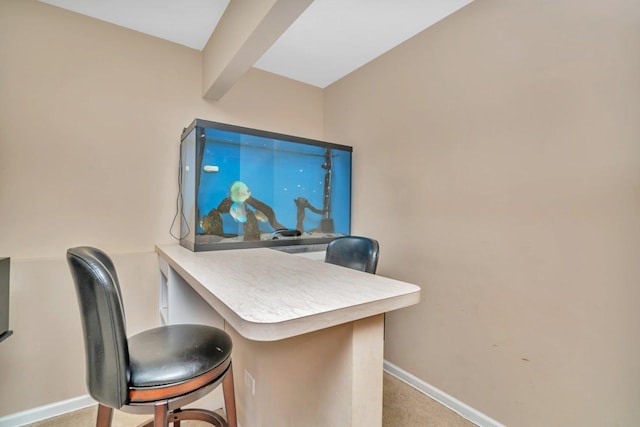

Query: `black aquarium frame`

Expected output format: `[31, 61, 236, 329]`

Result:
[179, 119, 353, 252]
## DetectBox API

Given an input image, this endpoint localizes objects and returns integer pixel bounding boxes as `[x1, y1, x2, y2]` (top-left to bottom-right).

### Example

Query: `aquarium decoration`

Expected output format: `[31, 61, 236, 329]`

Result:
[179, 119, 352, 251]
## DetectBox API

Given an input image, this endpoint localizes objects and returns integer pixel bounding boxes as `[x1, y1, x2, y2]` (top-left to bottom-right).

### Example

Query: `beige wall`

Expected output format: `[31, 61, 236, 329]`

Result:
[324, 0, 640, 426]
[0, 0, 322, 416]
[3, 0, 640, 424]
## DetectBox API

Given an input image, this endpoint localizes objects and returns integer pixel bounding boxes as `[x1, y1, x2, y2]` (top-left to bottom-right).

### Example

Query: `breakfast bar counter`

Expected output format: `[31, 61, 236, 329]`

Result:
[155, 244, 421, 426]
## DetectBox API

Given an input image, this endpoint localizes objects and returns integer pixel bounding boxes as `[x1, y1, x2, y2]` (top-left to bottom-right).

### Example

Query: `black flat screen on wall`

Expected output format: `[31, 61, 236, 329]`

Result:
[0, 258, 10, 342]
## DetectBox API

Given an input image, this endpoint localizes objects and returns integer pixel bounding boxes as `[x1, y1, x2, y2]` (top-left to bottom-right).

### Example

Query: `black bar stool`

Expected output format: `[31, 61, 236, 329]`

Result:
[325, 236, 379, 274]
[67, 246, 237, 427]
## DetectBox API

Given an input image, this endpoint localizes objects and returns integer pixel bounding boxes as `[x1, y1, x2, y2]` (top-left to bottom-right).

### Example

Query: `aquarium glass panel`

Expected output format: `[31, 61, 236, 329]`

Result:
[179, 119, 352, 251]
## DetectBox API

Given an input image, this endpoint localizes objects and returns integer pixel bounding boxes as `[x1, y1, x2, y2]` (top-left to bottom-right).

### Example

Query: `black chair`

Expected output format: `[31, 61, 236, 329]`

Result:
[67, 246, 237, 427]
[324, 236, 379, 274]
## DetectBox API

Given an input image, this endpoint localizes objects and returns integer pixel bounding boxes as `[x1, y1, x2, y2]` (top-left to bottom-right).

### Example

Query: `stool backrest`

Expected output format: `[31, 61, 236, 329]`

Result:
[325, 236, 379, 274]
[67, 246, 130, 409]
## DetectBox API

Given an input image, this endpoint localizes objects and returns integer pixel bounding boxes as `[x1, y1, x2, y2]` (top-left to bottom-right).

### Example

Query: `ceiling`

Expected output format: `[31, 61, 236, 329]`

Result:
[38, 0, 473, 88]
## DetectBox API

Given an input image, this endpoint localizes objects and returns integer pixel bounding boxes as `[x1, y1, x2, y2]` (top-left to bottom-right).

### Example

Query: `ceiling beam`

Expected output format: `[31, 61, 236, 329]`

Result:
[202, 0, 313, 101]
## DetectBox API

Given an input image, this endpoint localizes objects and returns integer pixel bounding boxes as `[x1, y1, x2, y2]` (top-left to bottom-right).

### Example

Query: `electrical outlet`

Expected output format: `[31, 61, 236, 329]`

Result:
[244, 369, 256, 395]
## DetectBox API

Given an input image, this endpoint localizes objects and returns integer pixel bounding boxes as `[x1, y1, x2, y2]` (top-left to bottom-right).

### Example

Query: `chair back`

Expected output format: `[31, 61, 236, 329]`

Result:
[325, 236, 379, 274]
[67, 246, 130, 409]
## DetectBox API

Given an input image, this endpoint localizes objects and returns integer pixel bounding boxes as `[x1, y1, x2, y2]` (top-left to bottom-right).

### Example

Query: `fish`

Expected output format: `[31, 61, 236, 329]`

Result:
[254, 209, 268, 223]
[229, 202, 247, 223]
[229, 181, 251, 203]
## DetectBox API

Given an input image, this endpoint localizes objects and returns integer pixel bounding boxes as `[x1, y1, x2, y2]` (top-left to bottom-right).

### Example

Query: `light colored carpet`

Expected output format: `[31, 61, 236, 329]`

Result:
[383, 373, 476, 427]
[27, 373, 476, 426]
[27, 407, 214, 427]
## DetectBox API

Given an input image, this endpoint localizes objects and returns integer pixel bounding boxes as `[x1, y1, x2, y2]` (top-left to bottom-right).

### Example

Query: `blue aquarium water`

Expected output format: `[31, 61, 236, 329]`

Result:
[179, 119, 352, 251]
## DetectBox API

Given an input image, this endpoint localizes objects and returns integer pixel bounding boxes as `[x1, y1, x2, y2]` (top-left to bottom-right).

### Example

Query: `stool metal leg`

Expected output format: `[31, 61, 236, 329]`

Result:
[96, 404, 113, 427]
[223, 364, 238, 427]
[154, 402, 169, 427]
[138, 408, 227, 427]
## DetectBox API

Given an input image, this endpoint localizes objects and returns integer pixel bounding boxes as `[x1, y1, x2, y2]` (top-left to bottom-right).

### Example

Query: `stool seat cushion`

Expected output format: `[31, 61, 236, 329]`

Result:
[128, 324, 232, 388]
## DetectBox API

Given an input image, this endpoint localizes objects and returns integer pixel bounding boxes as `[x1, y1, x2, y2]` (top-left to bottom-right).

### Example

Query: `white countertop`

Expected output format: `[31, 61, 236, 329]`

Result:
[156, 244, 421, 341]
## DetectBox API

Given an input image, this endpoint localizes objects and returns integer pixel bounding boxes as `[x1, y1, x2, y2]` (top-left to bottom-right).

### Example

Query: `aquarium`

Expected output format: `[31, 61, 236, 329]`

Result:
[179, 119, 352, 251]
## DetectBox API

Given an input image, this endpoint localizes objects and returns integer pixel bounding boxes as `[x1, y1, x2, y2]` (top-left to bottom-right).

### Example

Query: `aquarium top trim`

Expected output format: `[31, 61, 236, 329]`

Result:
[182, 119, 353, 152]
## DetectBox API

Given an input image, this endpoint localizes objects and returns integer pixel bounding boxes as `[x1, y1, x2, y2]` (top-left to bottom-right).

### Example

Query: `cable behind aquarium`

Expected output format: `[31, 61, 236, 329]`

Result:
[170, 140, 190, 240]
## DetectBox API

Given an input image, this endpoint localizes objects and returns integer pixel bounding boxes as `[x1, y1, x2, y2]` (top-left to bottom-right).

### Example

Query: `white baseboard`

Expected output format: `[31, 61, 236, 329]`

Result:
[383, 360, 506, 427]
[2, 364, 501, 427]
[0, 395, 95, 427]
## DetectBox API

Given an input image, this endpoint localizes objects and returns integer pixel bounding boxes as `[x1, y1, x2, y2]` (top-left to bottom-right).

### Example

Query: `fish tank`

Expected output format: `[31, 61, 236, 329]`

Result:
[179, 119, 352, 251]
